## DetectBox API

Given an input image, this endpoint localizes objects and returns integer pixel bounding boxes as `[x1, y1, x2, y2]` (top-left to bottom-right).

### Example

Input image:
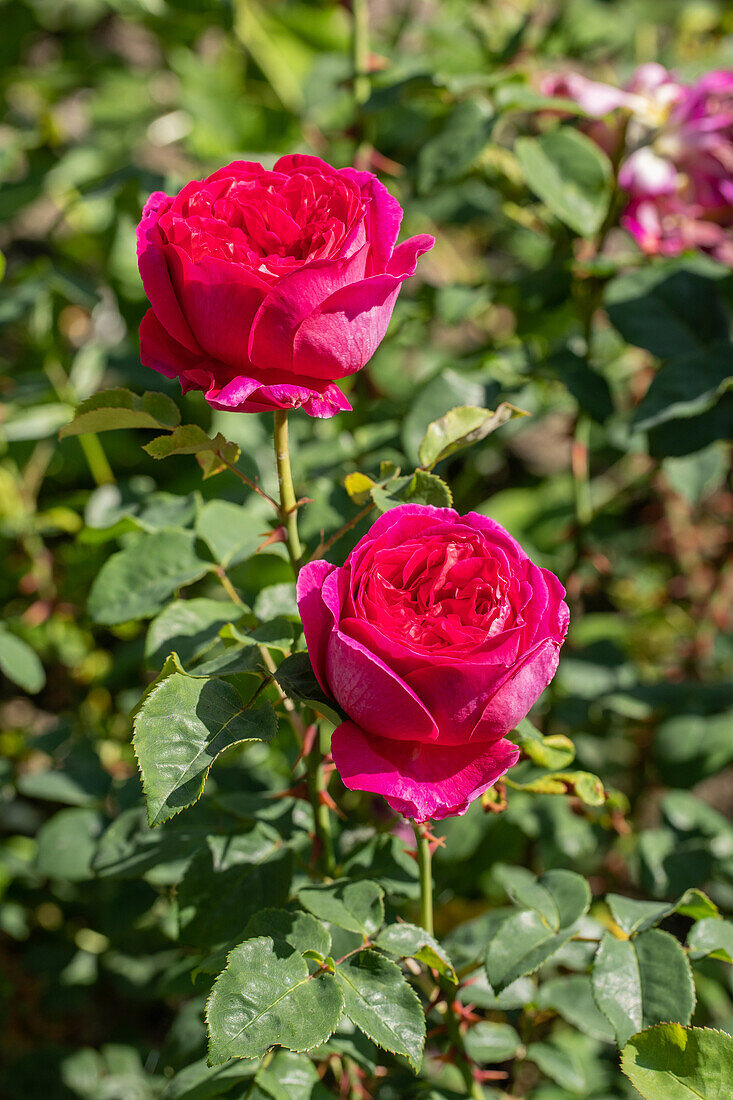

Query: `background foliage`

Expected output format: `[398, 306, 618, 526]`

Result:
[1, 0, 732, 1097]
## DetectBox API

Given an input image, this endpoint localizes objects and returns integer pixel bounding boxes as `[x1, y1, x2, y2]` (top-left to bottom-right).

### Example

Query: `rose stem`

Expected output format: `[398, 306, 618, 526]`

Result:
[414, 822, 434, 936]
[307, 724, 336, 877]
[272, 410, 335, 875]
[272, 409, 303, 573]
[413, 821, 483, 1100]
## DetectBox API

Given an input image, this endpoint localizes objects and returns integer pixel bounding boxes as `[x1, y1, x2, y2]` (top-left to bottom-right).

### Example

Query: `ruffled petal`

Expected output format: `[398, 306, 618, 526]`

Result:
[331, 722, 520, 823]
[205, 375, 352, 418]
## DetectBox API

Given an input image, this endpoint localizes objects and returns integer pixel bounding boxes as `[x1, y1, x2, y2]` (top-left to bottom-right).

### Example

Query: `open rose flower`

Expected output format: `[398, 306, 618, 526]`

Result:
[297, 505, 569, 823]
[136, 155, 434, 417]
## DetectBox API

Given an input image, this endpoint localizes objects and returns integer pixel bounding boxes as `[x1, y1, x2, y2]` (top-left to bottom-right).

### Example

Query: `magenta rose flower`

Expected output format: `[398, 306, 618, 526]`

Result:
[136, 155, 434, 418]
[297, 505, 569, 823]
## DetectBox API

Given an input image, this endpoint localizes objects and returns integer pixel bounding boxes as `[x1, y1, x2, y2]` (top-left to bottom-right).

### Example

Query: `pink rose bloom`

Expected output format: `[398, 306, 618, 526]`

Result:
[136, 156, 434, 418]
[297, 505, 569, 823]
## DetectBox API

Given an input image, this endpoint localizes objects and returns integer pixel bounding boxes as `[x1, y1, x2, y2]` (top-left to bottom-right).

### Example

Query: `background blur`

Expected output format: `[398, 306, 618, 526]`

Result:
[1, 1, 732, 1097]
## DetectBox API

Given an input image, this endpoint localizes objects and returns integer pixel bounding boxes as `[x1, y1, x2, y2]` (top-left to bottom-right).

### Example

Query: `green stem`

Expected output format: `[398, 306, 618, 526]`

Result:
[273, 409, 302, 572]
[413, 822, 482, 1100]
[352, 0, 371, 108]
[307, 724, 336, 877]
[414, 822, 434, 936]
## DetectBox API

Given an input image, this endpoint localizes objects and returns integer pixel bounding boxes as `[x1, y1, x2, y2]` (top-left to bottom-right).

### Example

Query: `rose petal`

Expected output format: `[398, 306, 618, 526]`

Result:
[139, 309, 206, 380]
[387, 233, 435, 277]
[137, 193, 202, 355]
[472, 638, 564, 740]
[297, 560, 338, 692]
[206, 376, 352, 418]
[248, 245, 369, 371]
[331, 722, 520, 823]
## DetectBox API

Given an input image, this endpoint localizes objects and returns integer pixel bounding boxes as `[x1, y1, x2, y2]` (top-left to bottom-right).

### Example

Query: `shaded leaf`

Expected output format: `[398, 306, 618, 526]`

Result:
[515, 129, 611, 236]
[298, 880, 384, 937]
[335, 950, 425, 1073]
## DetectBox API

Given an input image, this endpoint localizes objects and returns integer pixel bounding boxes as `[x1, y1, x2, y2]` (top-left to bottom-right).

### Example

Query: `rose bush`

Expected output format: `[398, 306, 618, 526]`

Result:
[136, 154, 434, 417]
[298, 504, 569, 822]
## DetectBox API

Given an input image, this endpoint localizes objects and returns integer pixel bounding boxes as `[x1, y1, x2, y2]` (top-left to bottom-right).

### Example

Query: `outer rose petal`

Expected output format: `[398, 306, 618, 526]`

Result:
[205, 376, 352, 418]
[331, 722, 520, 823]
[137, 193, 201, 354]
[297, 560, 338, 692]
[326, 629, 438, 743]
[473, 638, 563, 740]
[139, 309, 206, 380]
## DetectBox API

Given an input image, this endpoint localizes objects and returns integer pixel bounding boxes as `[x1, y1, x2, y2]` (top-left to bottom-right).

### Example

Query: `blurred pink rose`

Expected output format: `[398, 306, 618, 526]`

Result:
[542, 65, 732, 263]
[136, 156, 434, 418]
[297, 505, 569, 823]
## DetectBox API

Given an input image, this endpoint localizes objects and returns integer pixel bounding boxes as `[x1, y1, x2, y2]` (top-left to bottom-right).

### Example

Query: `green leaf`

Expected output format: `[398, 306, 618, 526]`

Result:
[506, 769, 605, 805]
[195, 501, 266, 567]
[178, 837, 293, 948]
[274, 652, 344, 723]
[145, 598, 242, 669]
[604, 263, 729, 359]
[0, 627, 45, 693]
[494, 867, 589, 932]
[36, 808, 104, 881]
[687, 918, 733, 963]
[592, 929, 695, 1048]
[402, 369, 486, 465]
[634, 345, 732, 432]
[254, 1049, 332, 1100]
[375, 922, 457, 982]
[335, 950, 425, 1073]
[244, 910, 331, 959]
[133, 670, 277, 826]
[463, 1021, 521, 1064]
[486, 898, 588, 992]
[59, 388, 180, 437]
[88, 529, 213, 624]
[206, 937, 343, 1064]
[418, 403, 527, 469]
[607, 888, 718, 937]
[515, 129, 612, 236]
[298, 880, 384, 937]
[535, 975, 615, 1043]
[621, 1024, 733, 1100]
[160, 1056, 257, 1099]
[400, 469, 453, 508]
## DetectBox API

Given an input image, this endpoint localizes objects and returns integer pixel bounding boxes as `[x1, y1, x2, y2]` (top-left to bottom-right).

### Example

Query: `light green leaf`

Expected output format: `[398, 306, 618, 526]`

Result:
[144, 426, 241, 476]
[592, 930, 695, 1048]
[298, 880, 384, 938]
[506, 769, 605, 805]
[206, 937, 343, 1064]
[516, 129, 612, 236]
[145, 598, 242, 669]
[133, 670, 277, 826]
[463, 1021, 521, 1064]
[522, 734, 576, 771]
[59, 388, 180, 437]
[687, 918, 733, 963]
[195, 501, 265, 567]
[494, 867, 589, 932]
[418, 403, 527, 469]
[335, 950, 425, 1073]
[607, 888, 719, 937]
[402, 469, 453, 508]
[88, 529, 213, 624]
[375, 922, 457, 982]
[0, 628, 45, 693]
[621, 1024, 733, 1100]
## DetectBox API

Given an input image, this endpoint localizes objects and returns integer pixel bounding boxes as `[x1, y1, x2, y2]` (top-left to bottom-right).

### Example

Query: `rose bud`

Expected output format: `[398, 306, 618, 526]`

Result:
[298, 505, 570, 823]
[136, 156, 434, 418]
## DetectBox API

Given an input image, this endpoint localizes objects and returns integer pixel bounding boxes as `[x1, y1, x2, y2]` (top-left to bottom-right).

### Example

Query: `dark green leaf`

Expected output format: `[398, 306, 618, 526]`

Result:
[298, 880, 384, 937]
[634, 345, 732, 431]
[244, 910, 331, 959]
[335, 950, 425, 1072]
[145, 598, 242, 669]
[592, 929, 695, 1047]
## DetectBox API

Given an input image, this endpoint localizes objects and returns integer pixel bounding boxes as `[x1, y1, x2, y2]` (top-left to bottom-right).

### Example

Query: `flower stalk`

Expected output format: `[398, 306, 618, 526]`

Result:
[413, 821, 483, 1100]
[273, 409, 303, 572]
